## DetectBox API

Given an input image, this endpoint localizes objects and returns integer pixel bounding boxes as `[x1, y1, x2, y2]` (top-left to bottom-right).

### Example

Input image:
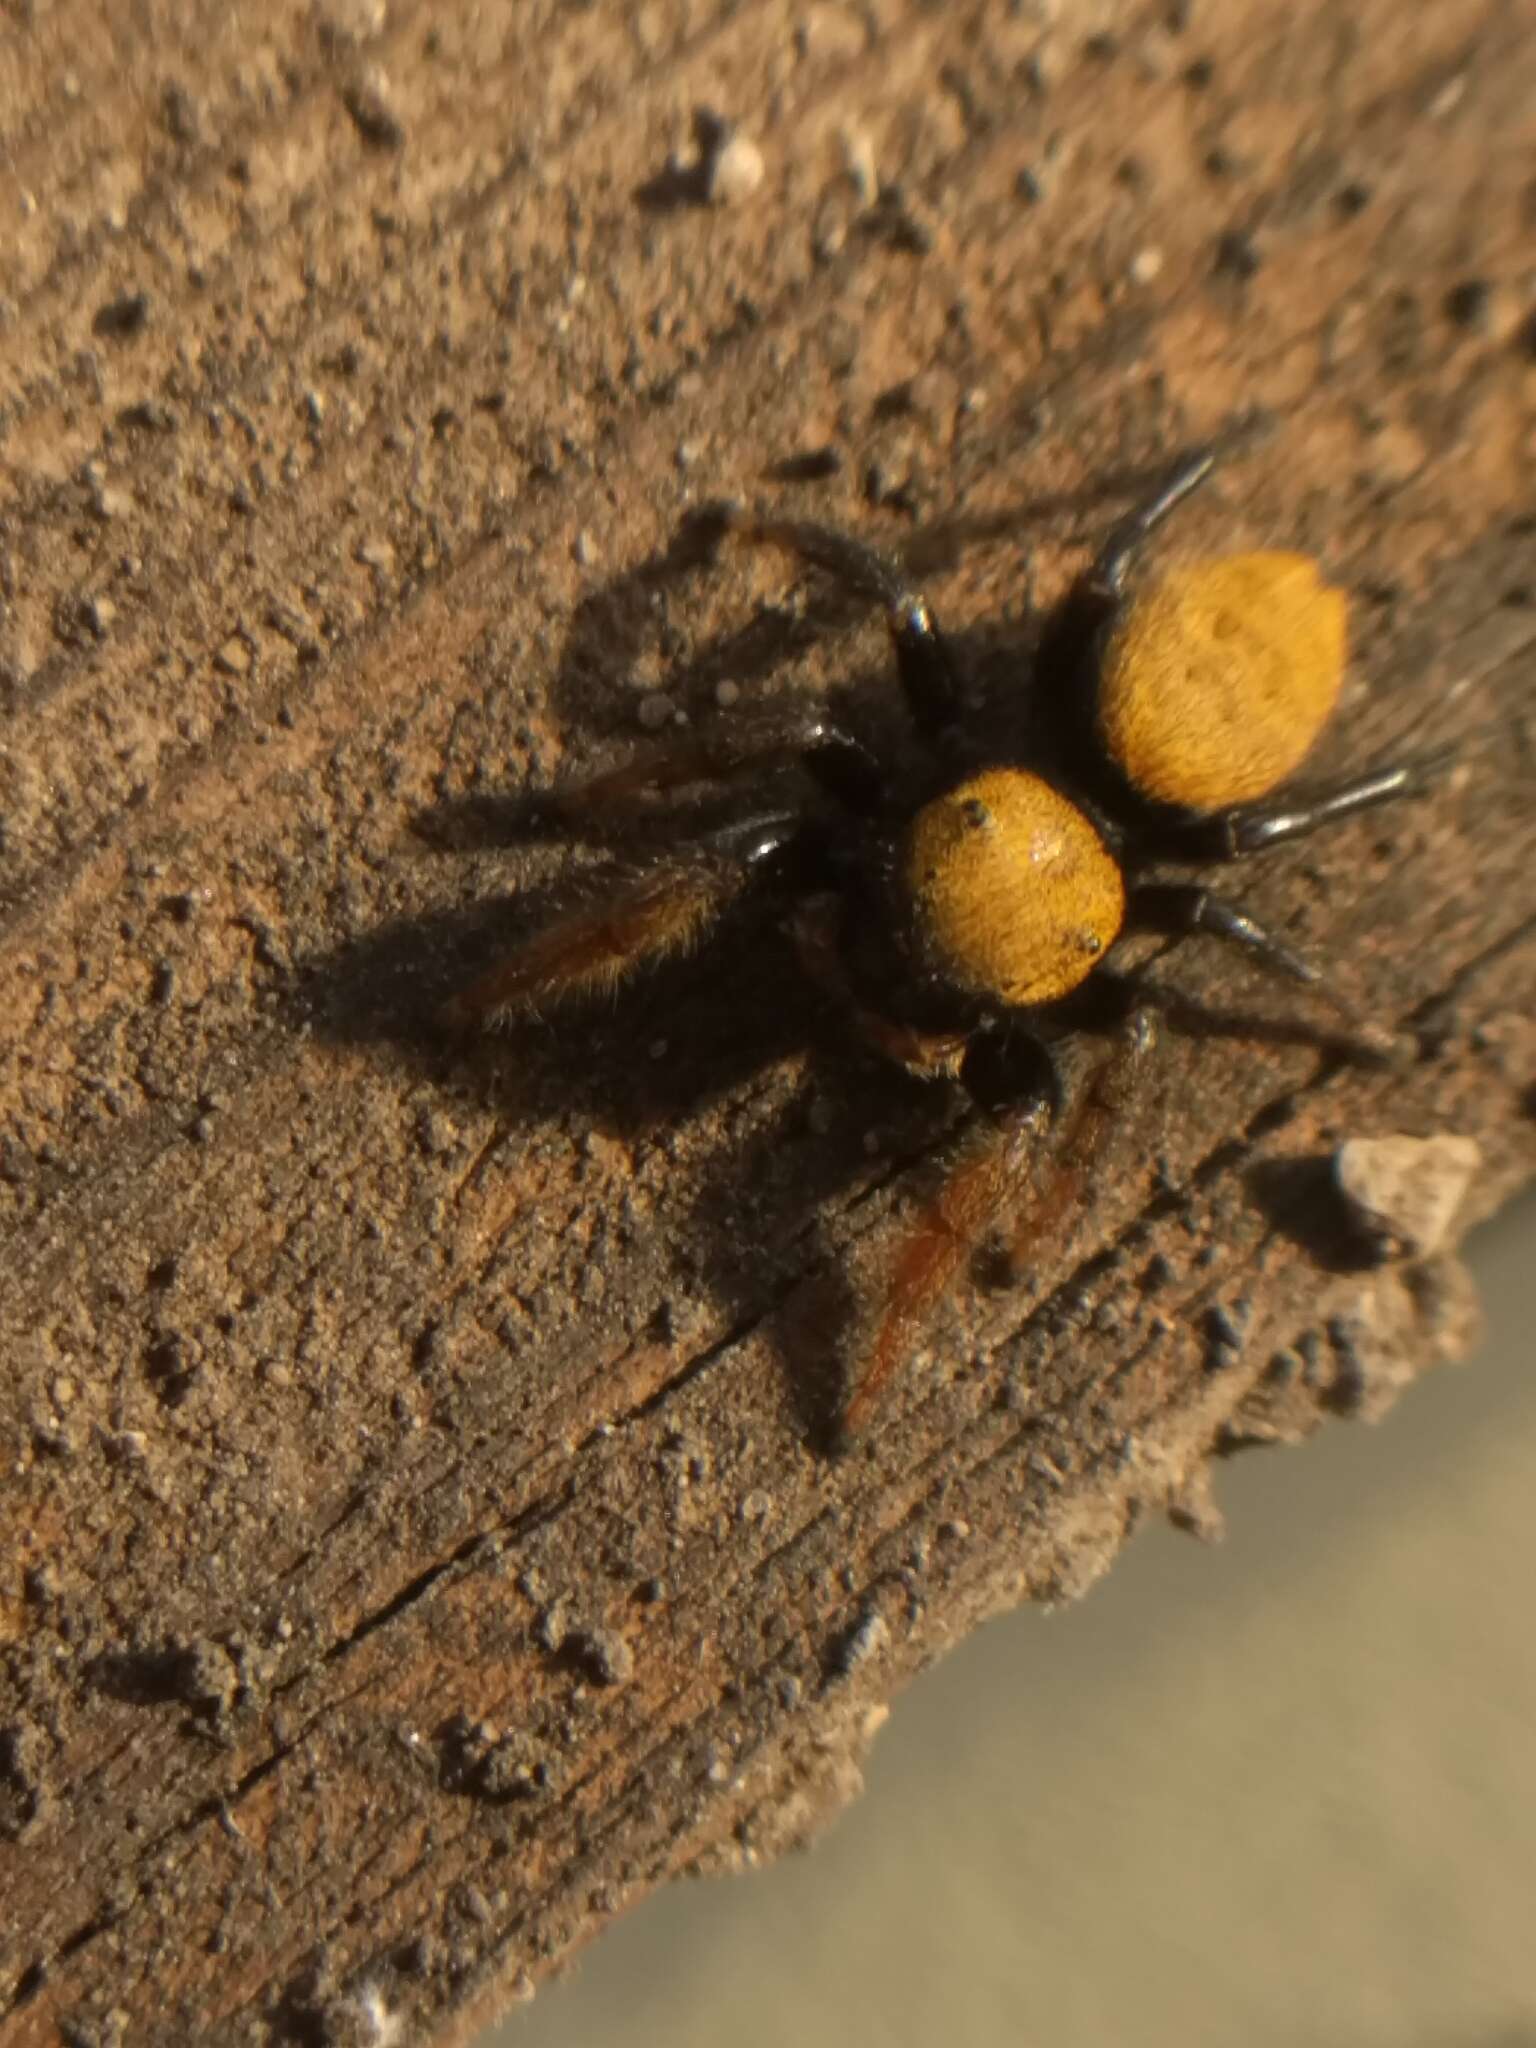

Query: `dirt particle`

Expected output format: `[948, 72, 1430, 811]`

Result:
[641, 108, 762, 212]
[395, 1934, 439, 1978]
[414, 1108, 461, 1158]
[706, 129, 765, 207]
[1426, 71, 1467, 119]
[766, 445, 842, 483]
[92, 292, 151, 340]
[1166, 1464, 1226, 1544]
[116, 398, 178, 433]
[831, 1607, 890, 1675]
[459, 1886, 494, 1926]
[1440, 279, 1522, 343]
[1015, 164, 1049, 205]
[840, 126, 878, 206]
[568, 1627, 635, 1686]
[161, 81, 200, 143]
[1443, 278, 1493, 332]
[1334, 1134, 1481, 1261]
[342, 73, 405, 151]
[439, 1715, 553, 1803]
[144, 1331, 197, 1405]
[216, 635, 252, 676]
[93, 1637, 238, 1720]
[0, 1721, 49, 1841]
[869, 181, 936, 255]
[1213, 227, 1262, 280]
[1202, 1299, 1252, 1371]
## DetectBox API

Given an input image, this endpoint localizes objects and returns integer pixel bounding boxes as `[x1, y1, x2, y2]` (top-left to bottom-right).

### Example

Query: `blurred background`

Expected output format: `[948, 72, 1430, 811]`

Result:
[496, 1191, 1536, 2048]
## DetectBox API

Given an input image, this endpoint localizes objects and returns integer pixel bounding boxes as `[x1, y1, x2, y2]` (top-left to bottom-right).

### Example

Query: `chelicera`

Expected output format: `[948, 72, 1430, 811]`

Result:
[450, 449, 1436, 1438]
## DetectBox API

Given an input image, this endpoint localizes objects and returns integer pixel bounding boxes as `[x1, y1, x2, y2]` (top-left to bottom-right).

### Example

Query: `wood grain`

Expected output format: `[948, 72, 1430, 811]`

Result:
[2, 2, 1534, 2041]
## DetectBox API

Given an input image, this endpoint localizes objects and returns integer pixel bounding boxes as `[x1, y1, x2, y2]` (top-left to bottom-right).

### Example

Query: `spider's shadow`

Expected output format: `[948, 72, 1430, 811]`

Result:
[301, 877, 954, 1446]
[413, 473, 1158, 858]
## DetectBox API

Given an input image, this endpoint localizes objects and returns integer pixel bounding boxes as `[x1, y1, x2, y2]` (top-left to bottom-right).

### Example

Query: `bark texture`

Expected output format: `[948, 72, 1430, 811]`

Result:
[2, 1, 1535, 2043]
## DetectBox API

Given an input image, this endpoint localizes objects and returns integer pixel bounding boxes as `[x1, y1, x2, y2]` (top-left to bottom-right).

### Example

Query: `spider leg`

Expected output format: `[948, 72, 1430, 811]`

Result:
[721, 508, 966, 744]
[555, 702, 886, 821]
[840, 1096, 1049, 1445]
[1131, 882, 1320, 989]
[1089, 446, 1217, 598]
[1155, 750, 1452, 860]
[995, 1009, 1155, 1281]
[1128, 880, 1403, 1054]
[443, 811, 799, 1027]
[790, 900, 971, 1079]
[840, 1012, 1155, 1442]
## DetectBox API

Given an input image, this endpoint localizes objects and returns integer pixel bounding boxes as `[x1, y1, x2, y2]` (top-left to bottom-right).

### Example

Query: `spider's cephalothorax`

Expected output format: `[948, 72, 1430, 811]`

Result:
[451, 449, 1437, 1439]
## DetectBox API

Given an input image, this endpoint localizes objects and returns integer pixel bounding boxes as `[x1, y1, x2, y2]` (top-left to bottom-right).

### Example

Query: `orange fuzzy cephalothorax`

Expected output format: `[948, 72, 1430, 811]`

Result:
[1097, 552, 1347, 811]
[902, 768, 1126, 1008]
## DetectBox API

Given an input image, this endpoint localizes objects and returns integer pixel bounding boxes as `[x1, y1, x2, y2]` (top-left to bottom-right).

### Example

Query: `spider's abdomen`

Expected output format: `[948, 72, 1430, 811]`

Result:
[1098, 552, 1347, 812]
[902, 769, 1125, 1009]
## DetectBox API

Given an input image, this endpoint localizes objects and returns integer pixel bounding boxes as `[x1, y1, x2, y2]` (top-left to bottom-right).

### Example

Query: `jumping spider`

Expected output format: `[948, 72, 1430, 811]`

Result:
[450, 448, 1437, 1438]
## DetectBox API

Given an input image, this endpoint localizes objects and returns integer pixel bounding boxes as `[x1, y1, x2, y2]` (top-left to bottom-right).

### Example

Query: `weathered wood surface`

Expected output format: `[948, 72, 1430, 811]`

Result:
[2, 1, 1535, 2041]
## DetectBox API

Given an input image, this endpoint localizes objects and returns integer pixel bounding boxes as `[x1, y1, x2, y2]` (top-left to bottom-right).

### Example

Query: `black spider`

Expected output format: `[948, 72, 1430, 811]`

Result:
[449, 449, 1437, 1436]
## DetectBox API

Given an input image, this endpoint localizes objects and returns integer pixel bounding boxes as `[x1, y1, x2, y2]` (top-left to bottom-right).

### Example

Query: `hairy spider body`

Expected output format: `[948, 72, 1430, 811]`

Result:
[453, 448, 1438, 1440]
[1097, 551, 1348, 809]
[901, 770, 1125, 1008]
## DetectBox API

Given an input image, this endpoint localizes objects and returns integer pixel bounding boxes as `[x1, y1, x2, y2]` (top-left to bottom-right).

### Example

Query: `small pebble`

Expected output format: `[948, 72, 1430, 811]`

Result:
[1334, 1134, 1481, 1260]
[343, 71, 406, 149]
[834, 1609, 890, 1674]
[706, 130, 765, 206]
[840, 126, 878, 205]
[637, 692, 674, 730]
